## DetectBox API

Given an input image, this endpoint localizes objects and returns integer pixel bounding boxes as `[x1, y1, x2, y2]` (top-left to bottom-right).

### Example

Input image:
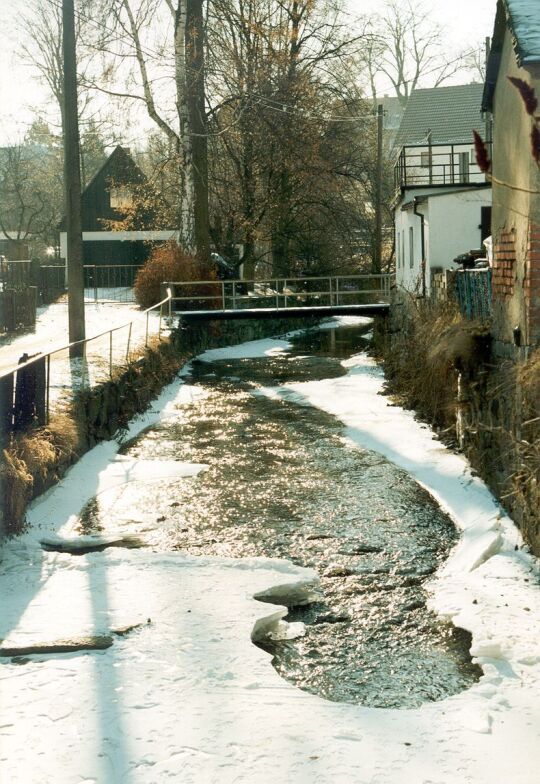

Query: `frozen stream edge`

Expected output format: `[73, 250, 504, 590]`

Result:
[0, 317, 539, 783]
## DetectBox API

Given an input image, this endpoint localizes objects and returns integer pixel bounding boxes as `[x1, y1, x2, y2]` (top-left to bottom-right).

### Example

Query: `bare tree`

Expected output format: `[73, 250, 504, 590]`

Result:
[83, 0, 210, 258]
[206, 0, 373, 277]
[365, 1, 467, 107]
[19, 0, 114, 186]
[0, 126, 64, 250]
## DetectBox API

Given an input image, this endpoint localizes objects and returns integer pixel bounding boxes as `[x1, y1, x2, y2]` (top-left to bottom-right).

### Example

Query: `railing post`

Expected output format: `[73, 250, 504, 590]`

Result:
[109, 330, 113, 378]
[232, 280, 237, 311]
[221, 280, 225, 310]
[284, 279, 288, 309]
[81, 341, 88, 388]
[275, 281, 279, 310]
[93, 265, 98, 303]
[46, 354, 51, 424]
[126, 322, 133, 362]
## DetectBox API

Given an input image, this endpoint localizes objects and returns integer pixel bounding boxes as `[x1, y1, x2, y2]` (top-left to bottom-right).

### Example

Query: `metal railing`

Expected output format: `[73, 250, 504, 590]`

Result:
[165, 274, 394, 312]
[38, 263, 143, 304]
[0, 289, 172, 435]
[394, 143, 489, 189]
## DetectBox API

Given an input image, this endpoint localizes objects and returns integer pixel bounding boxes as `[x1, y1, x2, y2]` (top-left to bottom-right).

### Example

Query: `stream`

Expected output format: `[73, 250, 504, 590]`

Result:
[79, 321, 481, 709]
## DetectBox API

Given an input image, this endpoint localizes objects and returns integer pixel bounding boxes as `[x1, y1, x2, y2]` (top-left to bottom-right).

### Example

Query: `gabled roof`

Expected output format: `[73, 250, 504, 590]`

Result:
[395, 84, 485, 147]
[59, 145, 148, 232]
[82, 145, 146, 195]
[483, 0, 540, 111]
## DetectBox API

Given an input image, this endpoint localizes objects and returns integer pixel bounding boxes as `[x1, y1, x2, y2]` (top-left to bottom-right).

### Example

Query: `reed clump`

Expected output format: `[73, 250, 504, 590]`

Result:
[383, 298, 490, 434]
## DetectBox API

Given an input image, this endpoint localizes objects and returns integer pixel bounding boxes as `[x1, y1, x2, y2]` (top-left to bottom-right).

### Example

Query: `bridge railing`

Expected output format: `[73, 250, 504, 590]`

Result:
[165, 274, 394, 312]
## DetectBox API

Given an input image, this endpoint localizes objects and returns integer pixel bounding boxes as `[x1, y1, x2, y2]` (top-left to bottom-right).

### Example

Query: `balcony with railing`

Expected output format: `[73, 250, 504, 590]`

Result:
[394, 143, 489, 190]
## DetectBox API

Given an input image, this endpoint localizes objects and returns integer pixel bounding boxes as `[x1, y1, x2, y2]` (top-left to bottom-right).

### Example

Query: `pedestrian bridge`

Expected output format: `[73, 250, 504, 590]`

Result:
[165, 274, 393, 320]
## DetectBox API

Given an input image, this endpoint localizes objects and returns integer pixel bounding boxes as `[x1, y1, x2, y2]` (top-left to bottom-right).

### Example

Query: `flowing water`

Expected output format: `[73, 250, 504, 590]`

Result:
[79, 322, 481, 709]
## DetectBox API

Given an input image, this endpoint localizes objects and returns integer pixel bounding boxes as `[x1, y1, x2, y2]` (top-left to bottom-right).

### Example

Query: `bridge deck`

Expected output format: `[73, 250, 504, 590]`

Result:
[177, 303, 389, 321]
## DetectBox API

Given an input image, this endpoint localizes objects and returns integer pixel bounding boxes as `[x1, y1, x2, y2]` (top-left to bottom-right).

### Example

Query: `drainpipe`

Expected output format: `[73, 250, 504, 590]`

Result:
[413, 198, 426, 298]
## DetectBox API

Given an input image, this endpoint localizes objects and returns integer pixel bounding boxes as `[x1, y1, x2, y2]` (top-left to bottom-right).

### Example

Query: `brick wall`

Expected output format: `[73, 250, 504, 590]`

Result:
[525, 222, 540, 344]
[492, 228, 516, 299]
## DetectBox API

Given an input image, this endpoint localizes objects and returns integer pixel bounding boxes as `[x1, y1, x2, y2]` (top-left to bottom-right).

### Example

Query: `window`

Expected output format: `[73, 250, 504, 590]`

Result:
[396, 230, 401, 268]
[420, 150, 431, 168]
[409, 226, 414, 268]
[402, 232, 405, 272]
[110, 186, 133, 209]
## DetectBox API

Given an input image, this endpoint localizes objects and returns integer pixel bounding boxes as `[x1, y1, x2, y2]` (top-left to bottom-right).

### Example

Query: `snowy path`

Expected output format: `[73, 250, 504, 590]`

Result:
[0, 318, 539, 783]
[0, 299, 161, 375]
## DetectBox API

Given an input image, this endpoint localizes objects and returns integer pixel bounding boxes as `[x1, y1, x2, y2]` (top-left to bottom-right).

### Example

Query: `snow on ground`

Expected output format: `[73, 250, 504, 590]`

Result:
[1, 317, 539, 783]
[0, 298, 163, 375]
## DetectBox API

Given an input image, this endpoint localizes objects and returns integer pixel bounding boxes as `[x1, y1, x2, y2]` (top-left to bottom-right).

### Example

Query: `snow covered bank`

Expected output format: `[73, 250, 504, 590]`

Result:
[0, 299, 162, 375]
[1, 318, 539, 783]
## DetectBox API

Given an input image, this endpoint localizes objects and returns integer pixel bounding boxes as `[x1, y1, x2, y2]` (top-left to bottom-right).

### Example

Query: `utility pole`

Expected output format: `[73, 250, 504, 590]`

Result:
[62, 0, 85, 355]
[185, 0, 210, 261]
[373, 103, 384, 274]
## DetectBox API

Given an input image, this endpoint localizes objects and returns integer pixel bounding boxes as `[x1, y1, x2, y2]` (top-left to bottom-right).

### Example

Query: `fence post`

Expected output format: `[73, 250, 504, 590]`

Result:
[0, 374, 14, 436]
[109, 330, 113, 377]
[126, 322, 133, 361]
[46, 354, 51, 423]
[93, 266, 98, 303]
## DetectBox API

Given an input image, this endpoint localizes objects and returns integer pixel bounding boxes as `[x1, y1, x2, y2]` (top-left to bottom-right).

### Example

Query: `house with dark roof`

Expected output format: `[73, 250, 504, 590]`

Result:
[59, 146, 177, 267]
[482, 0, 540, 355]
[393, 83, 492, 293]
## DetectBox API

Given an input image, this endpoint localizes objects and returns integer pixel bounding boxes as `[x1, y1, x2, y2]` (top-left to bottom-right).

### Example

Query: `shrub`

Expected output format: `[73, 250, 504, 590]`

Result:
[134, 242, 217, 310]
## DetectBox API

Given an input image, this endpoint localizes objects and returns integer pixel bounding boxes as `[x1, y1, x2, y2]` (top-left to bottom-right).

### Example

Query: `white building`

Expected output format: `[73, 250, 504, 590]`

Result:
[393, 84, 492, 294]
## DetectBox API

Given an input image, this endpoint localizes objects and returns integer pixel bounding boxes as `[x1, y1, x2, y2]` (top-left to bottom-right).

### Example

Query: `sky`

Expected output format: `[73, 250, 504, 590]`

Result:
[0, 0, 498, 145]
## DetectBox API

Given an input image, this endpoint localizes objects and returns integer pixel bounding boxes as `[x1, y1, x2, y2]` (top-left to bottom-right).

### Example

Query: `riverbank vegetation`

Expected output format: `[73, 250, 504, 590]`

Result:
[379, 301, 540, 554]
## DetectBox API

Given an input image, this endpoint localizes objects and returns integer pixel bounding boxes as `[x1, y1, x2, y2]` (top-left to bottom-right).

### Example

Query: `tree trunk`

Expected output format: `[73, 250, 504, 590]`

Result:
[175, 0, 209, 260]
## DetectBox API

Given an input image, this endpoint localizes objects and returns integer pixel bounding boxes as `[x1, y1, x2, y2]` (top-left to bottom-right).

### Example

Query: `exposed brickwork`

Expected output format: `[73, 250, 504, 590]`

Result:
[524, 221, 540, 343]
[492, 228, 516, 298]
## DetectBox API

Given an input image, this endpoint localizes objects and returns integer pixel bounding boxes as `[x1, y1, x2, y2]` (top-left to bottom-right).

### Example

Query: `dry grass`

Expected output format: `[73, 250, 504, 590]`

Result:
[1, 410, 85, 535]
[511, 351, 540, 544]
[383, 298, 490, 433]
